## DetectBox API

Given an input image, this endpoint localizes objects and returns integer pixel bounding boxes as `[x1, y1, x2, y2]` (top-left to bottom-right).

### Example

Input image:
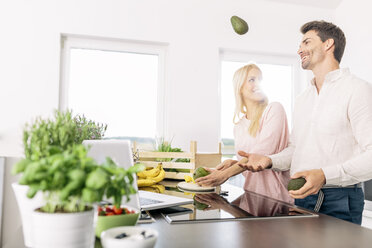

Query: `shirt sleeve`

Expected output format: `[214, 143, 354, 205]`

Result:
[250, 103, 290, 165]
[322, 80, 372, 186]
[269, 144, 295, 171]
[269, 100, 299, 172]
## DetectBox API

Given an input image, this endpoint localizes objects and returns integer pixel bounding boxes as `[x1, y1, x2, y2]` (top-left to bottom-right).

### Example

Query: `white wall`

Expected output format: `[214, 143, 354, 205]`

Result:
[334, 0, 372, 83]
[1, 158, 24, 248]
[0, 0, 333, 156]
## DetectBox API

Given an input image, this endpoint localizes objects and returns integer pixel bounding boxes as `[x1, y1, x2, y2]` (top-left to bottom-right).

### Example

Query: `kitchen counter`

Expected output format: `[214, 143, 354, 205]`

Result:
[138, 184, 372, 248]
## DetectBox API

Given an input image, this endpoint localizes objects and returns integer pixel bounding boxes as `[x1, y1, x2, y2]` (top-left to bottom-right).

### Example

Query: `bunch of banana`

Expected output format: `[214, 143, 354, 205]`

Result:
[139, 184, 165, 194]
[137, 164, 165, 187]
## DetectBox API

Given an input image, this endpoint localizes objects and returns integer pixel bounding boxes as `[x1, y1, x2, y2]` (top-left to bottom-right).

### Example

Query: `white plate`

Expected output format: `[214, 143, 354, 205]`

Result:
[177, 182, 215, 192]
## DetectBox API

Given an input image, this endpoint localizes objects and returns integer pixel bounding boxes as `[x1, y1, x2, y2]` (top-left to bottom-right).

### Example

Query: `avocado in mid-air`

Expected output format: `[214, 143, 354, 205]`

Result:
[193, 167, 210, 180]
[287, 178, 307, 191]
[193, 197, 209, 210]
[230, 16, 249, 35]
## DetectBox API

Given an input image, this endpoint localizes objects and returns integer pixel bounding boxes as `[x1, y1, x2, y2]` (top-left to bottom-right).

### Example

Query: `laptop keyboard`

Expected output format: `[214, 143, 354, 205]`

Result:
[140, 197, 163, 206]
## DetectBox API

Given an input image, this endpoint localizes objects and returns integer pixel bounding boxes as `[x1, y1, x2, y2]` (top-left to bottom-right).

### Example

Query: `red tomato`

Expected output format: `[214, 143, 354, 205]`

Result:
[113, 206, 123, 215]
[105, 207, 113, 213]
[106, 212, 114, 216]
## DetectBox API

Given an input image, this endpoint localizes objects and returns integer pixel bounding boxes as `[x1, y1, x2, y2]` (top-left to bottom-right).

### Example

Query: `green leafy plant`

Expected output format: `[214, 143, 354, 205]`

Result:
[74, 114, 107, 144]
[13, 144, 144, 213]
[23, 110, 107, 161]
[13, 109, 143, 213]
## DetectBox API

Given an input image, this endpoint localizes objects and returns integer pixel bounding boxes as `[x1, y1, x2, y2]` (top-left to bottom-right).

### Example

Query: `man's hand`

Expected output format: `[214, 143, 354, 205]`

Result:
[289, 169, 326, 199]
[195, 167, 229, 187]
[216, 159, 238, 171]
[237, 151, 272, 172]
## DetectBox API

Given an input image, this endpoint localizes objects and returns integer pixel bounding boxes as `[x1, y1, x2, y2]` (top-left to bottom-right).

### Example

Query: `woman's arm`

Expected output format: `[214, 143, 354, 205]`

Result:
[195, 158, 248, 187]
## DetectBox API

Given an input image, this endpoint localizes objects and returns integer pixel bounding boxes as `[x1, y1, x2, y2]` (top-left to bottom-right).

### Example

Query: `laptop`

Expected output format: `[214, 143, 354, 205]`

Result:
[82, 139, 192, 211]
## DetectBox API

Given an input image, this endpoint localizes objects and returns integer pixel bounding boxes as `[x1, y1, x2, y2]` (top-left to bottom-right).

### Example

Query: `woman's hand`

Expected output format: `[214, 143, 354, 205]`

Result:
[216, 159, 238, 171]
[195, 167, 229, 187]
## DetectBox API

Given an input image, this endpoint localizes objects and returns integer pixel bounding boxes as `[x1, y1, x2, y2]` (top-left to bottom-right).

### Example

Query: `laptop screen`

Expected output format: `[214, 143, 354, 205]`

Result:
[83, 139, 193, 211]
[83, 139, 141, 210]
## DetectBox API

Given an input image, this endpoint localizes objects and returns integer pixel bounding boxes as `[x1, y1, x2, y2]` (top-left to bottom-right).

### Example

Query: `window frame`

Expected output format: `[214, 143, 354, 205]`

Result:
[59, 34, 169, 139]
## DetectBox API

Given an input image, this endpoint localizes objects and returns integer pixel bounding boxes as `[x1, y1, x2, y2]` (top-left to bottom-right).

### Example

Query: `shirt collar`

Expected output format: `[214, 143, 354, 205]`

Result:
[310, 68, 350, 85]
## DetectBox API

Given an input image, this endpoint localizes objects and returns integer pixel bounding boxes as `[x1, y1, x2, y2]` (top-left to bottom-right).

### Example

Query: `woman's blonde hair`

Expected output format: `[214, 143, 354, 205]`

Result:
[233, 64, 268, 137]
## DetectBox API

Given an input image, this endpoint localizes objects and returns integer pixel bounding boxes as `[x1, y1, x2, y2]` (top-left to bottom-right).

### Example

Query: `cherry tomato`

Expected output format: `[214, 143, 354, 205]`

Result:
[113, 206, 123, 215]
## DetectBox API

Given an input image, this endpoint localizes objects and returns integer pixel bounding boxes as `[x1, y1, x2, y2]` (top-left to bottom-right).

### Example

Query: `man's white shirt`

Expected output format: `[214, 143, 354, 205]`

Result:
[270, 68, 372, 186]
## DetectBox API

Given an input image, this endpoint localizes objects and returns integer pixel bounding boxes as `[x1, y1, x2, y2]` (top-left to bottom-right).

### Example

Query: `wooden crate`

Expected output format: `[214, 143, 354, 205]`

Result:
[133, 141, 221, 180]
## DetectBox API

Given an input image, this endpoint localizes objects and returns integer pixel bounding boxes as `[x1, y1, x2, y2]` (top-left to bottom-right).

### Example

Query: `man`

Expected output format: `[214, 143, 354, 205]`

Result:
[238, 20, 372, 225]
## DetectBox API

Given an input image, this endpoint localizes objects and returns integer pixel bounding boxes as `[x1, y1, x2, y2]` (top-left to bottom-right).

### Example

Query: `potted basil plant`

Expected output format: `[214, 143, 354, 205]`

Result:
[13, 144, 144, 248]
[11, 110, 108, 247]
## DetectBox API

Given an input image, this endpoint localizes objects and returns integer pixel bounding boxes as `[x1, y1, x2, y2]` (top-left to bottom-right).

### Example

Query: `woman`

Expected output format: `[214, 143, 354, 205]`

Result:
[195, 64, 293, 203]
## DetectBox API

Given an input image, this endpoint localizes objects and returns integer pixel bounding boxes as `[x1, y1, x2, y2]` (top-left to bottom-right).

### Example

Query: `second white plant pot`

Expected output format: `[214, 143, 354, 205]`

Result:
[31, 208, 95, 248]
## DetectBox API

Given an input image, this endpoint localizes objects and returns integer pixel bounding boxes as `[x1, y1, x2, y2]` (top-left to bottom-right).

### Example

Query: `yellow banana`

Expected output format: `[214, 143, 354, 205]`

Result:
[139, 186, 160, 193]
[137, 164, 161, 178]
[152, 168, 165, 183]
[149, 184, 165, 193]
[137, 178, 156, 187]
[184, 175, 195, 183]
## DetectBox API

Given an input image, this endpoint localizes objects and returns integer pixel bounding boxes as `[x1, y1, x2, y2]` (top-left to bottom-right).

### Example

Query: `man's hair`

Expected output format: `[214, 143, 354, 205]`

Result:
[301, 20, 346, 63]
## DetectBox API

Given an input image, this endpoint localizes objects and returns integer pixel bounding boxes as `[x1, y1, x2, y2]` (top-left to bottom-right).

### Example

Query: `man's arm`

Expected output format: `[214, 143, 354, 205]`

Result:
[322, 81, 372, 186]
[269, 144, 295, 171]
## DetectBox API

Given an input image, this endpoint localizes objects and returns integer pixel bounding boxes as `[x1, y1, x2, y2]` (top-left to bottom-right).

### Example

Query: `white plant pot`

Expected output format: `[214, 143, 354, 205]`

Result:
[31, 208, 95, 248]
[12, 182, 45, 248]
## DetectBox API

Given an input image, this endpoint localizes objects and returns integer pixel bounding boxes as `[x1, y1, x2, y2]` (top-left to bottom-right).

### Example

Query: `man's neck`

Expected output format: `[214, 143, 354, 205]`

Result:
[312, 59, 340, 93]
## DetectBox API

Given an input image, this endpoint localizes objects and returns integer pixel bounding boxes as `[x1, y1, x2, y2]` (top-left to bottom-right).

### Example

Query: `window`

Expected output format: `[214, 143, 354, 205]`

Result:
[59, 35, 168, 149]
[220, 50, 301, 156]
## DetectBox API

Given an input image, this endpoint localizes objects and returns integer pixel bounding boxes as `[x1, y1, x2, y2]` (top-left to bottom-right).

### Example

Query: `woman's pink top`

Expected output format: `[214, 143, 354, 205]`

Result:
[234, 102, 293, 204]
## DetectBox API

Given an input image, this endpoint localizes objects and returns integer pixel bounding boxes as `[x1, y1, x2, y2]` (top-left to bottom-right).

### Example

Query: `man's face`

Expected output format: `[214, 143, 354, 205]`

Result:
[297, 30, 326, 70]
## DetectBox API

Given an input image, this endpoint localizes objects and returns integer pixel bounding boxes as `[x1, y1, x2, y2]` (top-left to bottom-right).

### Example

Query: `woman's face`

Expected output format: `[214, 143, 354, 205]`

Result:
[240, 68, 265, 103]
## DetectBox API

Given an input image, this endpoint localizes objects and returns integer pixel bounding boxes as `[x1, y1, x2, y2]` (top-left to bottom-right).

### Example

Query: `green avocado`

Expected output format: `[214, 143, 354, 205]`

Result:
[287, 178, 307, 191]
[193, 167, 210, 180]
[193, 197, 208, 210]
[230, 16, 249, 35]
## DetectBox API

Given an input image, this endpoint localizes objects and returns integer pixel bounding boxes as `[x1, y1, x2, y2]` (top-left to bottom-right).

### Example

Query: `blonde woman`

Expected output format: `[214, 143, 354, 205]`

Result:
[196, 64, 293, 203]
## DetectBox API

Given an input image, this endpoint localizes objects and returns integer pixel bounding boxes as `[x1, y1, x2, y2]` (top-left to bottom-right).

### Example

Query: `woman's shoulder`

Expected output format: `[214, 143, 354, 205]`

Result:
[260, 102, 288, 126]
[264, 102, 286, 116]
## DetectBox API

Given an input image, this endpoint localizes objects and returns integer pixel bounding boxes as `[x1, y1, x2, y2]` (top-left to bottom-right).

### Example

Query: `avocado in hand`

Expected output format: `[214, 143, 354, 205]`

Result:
[287, 178, 306, 191]
[193, 167, 211, 180]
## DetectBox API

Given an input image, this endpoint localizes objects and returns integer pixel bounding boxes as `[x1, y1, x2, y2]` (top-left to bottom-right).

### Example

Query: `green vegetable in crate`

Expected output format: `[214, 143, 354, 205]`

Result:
[193, 167, 210, 180]
[155, 138, 190, 162]
[230, 15, 249, 35]
[287, 178, 307, 191]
